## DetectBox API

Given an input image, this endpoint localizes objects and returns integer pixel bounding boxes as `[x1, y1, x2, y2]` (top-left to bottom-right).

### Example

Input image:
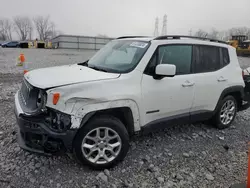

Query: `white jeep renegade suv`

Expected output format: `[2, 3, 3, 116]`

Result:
[15, 35, 250, 169]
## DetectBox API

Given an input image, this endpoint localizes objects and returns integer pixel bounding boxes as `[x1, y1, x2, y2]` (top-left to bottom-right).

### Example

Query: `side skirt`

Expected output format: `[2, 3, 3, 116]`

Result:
[141, 110, 213, 135]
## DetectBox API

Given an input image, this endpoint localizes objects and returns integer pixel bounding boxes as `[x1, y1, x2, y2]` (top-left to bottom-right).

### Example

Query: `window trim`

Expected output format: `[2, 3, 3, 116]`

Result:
[221, 47, 230, 65]
[144, 43, 231, 76]
[144, 43, 194, 76]
[219, 48, 224, 68]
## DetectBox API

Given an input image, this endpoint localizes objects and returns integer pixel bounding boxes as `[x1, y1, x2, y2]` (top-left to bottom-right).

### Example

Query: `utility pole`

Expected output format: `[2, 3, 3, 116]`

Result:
[161, 14, 167, 36]
[189, 29, 192, 36]
[154, 17, 159, 37]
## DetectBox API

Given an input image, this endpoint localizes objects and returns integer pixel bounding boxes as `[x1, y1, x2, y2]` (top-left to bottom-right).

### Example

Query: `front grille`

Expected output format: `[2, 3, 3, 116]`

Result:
[24, 121, 40, 129]
[20, 79, 33, 106]
[19, 79, 46, 115]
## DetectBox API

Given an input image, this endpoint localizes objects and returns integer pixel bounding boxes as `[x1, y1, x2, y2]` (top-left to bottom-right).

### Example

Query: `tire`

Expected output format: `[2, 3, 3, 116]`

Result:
[73, 115, 130, 169]
[212, 95, 237, 129]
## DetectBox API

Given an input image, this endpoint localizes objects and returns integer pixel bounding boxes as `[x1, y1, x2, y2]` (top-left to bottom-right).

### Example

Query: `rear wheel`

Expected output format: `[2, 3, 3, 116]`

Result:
[73, 115, 130, 169]
[213, 95, 237, 129]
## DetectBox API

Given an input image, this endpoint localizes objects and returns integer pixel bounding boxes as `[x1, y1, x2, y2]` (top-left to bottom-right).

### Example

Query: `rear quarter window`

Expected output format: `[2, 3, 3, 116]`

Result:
[221, 48, 230, 66]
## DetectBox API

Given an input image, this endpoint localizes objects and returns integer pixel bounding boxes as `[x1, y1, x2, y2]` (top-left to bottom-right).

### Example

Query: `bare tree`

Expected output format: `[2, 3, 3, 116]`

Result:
[0, 32, 6, 41]
[221, 27, 250, 41]
[0, 18, 13, 40]
[192, 27, 250, 42]
[194, 29, 208, 38]
[48, 22, 60, 38]
[208, 28, 219, 39]
[228, 27, 250, 37]
[33, 15, 55, 40]
[28, 25, 33, 40]
[13, 16, 33, 40]
[217, 30, 230, 41]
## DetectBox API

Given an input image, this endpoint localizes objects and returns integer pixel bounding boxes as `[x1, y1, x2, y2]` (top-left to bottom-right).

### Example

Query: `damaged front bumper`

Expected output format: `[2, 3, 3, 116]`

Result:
[14, 92, 77, 155]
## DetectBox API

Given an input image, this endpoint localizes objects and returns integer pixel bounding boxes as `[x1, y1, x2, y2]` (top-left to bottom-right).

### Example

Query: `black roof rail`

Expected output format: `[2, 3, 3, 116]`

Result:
[116, 36, 150, 39]
[154, 35, 228, 45]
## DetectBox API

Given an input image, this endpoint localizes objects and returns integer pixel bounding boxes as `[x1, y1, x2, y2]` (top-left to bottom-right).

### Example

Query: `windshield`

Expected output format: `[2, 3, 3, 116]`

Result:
[87, 40, 150, 73]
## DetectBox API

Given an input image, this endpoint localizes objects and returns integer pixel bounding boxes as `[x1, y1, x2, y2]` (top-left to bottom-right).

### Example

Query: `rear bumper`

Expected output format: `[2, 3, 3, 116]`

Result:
[239, 76, 250, 111]
[238, 90, 250, 111]
[14, 92, 77, 155]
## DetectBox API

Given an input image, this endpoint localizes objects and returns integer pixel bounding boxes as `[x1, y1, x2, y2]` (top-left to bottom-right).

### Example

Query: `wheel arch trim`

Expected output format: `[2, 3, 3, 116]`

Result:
[214, 85, 244, 113]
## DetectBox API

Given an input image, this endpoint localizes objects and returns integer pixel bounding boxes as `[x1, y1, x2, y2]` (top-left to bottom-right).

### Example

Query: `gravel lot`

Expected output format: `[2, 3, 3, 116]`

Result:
[1, 48, 250, 188]
[0, 48, 96, 74]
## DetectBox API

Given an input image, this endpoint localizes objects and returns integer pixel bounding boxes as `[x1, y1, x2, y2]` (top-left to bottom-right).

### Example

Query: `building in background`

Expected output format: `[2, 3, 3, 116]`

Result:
[51, 35, 114, 50]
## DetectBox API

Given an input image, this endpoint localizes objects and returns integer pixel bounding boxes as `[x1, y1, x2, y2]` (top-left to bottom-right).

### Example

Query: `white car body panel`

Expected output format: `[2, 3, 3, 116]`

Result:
[141, 74, 195, 125]
[191, 46, 244, 112]
[45, 70, 143, 130]
[17, 37, 246, 133]
[191, 69, 229, 112]
[24, 64, 120, 89]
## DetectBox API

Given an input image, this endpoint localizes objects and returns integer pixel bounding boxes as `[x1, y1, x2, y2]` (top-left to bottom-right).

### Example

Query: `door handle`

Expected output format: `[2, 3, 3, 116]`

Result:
[217, 76, 227, 82]
[182, 80, 195, 87]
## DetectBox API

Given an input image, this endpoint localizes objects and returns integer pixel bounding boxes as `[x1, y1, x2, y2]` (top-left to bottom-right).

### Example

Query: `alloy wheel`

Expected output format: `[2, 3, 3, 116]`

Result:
[81, 127, 122, 164]
[220, 99, 236, 125]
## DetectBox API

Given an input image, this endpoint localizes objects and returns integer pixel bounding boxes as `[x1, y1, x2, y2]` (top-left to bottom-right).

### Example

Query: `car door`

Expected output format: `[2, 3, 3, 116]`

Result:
[190, 45, 229, 120]
[141, 44, 195, 126]
[8, 42, 14, 47]
[12, 42, 18, 47]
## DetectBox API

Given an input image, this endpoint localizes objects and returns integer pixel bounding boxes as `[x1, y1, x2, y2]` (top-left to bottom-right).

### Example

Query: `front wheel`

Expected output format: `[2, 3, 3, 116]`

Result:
[213, 95, 237, 129]
[73, 115, 130, 169]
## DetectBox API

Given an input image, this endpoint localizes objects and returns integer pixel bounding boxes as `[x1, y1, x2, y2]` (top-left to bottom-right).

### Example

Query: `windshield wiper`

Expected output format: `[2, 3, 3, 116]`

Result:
[78, 60, 89, 66]
[78, 61, 108, 72]
[88, 65, 107, 72]
[79, 62, 120, 73]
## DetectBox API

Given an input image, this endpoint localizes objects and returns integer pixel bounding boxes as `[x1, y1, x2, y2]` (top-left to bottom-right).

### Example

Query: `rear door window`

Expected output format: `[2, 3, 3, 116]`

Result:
[193, 45, 220, 73]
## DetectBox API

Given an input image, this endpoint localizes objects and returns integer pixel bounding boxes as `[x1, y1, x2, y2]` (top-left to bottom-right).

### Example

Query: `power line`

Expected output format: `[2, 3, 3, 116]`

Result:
[189, 29, 192, 36]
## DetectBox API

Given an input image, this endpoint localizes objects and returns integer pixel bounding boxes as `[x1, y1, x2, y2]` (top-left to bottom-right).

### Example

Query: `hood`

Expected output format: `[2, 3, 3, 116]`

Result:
[24, 64, 120, 89]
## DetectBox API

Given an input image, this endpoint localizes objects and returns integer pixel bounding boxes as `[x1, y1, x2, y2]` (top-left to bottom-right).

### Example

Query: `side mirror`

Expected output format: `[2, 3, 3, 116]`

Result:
[155, 64, 176, 78]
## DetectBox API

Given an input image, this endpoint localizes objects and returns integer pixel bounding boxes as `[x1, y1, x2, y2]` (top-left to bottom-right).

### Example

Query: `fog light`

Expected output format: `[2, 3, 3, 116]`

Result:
[60, 114, 71, 128]
[46, 109, 72, 132]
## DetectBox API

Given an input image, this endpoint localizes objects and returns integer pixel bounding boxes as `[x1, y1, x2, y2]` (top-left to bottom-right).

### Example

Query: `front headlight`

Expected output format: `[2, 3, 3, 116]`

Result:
[19, 79, 47, 116]
[27, 89, 47, 115]
[37, 89, 47, 111]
